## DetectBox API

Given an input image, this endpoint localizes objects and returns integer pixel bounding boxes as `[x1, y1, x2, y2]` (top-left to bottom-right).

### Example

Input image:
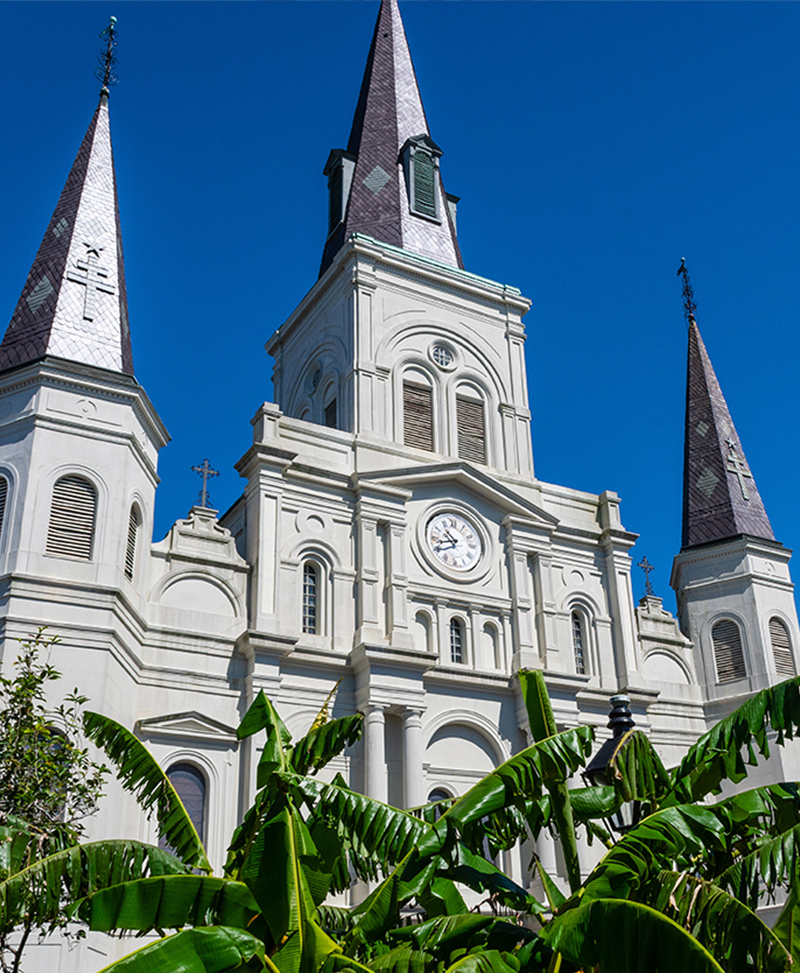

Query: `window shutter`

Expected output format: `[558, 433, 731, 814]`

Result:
[328, 163, 343, 234]
[456, 396, 486, 463]
[413, 151, 436, 218]
[572, 611, 586, 675]
[125, 506, 140, 581]
[324, 399, 337, 429]
[712, 619, 746, 683]
[770, 618, 795, 677]
[0, 476, 8, 544]
[46, 475, 96, 560]
[403, 382, 433, 451]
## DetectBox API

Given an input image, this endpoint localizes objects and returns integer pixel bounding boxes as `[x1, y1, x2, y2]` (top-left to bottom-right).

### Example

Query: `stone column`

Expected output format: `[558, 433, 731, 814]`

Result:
[364, 704, 387, 803]
[402, 709, 425, 808]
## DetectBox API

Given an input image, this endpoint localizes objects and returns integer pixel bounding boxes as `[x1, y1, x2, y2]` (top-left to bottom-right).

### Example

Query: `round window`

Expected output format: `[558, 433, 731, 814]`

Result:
[432, 345, 453, 368]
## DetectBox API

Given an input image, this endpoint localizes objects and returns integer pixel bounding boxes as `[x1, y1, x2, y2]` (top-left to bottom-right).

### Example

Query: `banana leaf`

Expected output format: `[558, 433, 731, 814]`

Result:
[540, 898, 726, 973]
[237, 691, 292, 787]
[290, 715, 364, 777]
[518, 669, 582, 894]
[93, 925, 271, 973]
[84, 712, 211, 871]
[241, 796, 338, 973]
[367, 945, 434, 973]
[638, 870, 791, 973]
[76, 874, 261, 934]
[422, 725, 593, 858]
[342, 852, 413, 955]
[0, 839, 186, 934]
[441, 950, 521, 973]
[606, 728, 671, 806]
[666, 676, 800, 805]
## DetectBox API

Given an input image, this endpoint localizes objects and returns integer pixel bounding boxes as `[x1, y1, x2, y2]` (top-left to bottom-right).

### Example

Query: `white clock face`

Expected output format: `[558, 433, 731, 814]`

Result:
[426, 513, 482, 572]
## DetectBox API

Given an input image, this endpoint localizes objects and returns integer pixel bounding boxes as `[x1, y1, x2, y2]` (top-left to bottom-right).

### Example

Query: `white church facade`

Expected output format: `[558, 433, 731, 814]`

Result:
[1, 0, 798, 906]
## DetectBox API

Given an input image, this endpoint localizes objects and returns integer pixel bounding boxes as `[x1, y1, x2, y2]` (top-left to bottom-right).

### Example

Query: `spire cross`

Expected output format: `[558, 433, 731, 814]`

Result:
[726, 452, 752, 501]
[191, 459, 219, 509]
[66, 243, 114, 322]
[638, 556, 655, 597]
[677, 257, 697, 326]
[95, 16, 119, 94]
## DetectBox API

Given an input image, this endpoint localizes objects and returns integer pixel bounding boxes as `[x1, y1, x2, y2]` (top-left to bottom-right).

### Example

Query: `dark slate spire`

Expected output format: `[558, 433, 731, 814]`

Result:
[320, 0, 463, 276]
[682, 318, 774, 548]
[0, 94, 133, 375]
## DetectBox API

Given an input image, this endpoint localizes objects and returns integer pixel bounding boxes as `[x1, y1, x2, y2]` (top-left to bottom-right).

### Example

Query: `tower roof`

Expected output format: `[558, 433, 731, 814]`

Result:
[0, 94, 133, 376]
[319, 0, 463, 276]
[682, 318, 774, 548]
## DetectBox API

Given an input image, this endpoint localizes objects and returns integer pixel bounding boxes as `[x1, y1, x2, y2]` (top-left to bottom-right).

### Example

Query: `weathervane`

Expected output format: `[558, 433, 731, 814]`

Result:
[95, 16, 119, 95]
[676, 257, 697, 326]
[638, 556, 655, 597]
[191, 459, 219, 509]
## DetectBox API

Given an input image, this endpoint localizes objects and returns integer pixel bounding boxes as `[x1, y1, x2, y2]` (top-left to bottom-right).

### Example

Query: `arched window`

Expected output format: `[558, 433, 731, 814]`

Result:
[303, 562, 319, 635]
[712, 619, 746, 683]
[456, 389, 486, 464]
[572, 610, 587, 675]
[483, 622, 501, 669]
[125, 505, 141, 581]
[770, 618, 795, 678]
[414, 610, 432, 653]
[324, 397, 337, 429]
[427, 788, 451, 821]
[46, 474, 97, 560]
[162, 763, 206, 846]
[0, 475, 8, 545]
[403, 377, 434, 451]
[450, 617, 464, 664]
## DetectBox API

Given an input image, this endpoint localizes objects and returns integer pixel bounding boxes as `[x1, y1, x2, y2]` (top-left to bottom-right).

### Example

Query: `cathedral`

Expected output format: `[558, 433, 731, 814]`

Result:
[1, 0, 798, 928]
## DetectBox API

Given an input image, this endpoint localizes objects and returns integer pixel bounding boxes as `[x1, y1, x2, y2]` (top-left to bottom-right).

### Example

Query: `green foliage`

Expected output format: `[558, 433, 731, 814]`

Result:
[17, 668, 800, 973]
[0, 630, 107, 844]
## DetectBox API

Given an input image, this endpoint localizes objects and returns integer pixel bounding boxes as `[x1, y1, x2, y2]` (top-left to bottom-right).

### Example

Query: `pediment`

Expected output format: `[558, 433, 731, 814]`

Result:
[357, 462, 558, 528]
[137, 711, 238, 745]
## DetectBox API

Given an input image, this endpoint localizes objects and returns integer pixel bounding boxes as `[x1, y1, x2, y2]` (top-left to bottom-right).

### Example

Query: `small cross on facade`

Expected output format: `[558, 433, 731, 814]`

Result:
[66, 241, 115, 321]
[638, 556, 655, 597]
[191, 458, 220, 509]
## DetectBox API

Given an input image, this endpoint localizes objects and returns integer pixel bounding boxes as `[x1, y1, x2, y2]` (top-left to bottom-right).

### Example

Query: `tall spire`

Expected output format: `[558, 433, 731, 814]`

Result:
[680, 262, 774, 548]
[0, 20, 133, 376]
[319, 0, 463, 276]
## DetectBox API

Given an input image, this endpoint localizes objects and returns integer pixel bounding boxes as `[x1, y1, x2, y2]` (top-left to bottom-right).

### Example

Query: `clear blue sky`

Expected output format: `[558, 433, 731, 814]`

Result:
[1, 1, 799, 613]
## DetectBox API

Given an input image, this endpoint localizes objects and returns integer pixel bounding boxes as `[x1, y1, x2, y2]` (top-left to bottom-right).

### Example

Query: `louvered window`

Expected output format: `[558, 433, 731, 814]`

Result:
[412, 150, 437, 218]
[46, 475, 96, 560]
[0, 476, 8, 544]
[770, 618, 795, 678]
[456, 396, 486, 464]
[324, 399, 337, 429]
[712, 619, 746, 683]
[572, 611, 587, 675]
[161, 764, 205, 846]
[450, 618, 464, 664]
[125, 506, 140, 581]
[303, 562, 318, 635]
[403, 382, 434, 451]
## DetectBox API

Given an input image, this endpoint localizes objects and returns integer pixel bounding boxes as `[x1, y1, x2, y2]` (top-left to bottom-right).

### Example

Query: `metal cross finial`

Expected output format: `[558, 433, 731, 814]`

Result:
[95, 16, 119, 95]
[638, 556, 655, 597]
[677, 257, 697, 326]
[191, 458, 220, 509]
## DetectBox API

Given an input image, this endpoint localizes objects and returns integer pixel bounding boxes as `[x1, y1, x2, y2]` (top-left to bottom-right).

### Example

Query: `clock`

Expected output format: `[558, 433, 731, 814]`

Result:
[426, 513, 482, 572]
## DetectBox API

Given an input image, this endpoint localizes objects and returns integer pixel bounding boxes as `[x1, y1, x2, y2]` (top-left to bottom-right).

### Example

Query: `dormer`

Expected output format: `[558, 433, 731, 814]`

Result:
[401, 135, 443, 222]
[323, 149, 356, 238]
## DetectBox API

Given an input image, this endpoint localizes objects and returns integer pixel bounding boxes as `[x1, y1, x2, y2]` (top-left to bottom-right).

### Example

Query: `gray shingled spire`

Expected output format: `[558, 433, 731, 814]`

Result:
[0, 93, 133, 375]
[682, 318, 774, 548]
[320, 0, 463, 276]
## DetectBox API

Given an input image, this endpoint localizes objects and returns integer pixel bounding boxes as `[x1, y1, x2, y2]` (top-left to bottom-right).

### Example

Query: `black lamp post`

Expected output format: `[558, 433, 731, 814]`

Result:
[582, 693, 642, 834]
